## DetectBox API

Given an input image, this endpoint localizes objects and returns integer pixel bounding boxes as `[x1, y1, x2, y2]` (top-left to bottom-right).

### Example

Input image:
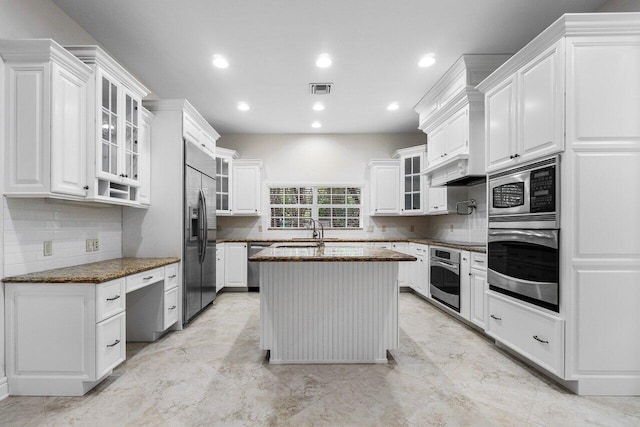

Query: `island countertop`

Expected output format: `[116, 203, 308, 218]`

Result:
[249, 243, 417, 262]
[2, 257, 181, 284]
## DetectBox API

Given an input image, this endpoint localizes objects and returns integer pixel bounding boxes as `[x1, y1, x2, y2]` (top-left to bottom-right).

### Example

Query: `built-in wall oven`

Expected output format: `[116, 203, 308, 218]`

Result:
[430, 248, 461, 312]
[488, 156, 560, 312]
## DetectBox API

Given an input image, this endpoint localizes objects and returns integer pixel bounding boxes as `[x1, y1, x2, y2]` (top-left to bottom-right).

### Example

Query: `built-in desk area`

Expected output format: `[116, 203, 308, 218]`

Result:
[2, 257, 180, 396]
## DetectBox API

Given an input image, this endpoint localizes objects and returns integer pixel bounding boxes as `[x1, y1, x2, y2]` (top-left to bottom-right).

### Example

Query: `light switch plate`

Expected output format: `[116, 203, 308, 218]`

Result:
[93, 239, 99, 251]
[86, 239, 93, 252]
[43, 241, 53, 257]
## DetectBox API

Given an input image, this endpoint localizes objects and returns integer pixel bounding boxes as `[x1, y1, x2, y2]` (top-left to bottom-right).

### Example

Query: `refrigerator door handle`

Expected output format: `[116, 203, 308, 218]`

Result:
[200, 189, 208, 263]
[197, 189, 205, 264]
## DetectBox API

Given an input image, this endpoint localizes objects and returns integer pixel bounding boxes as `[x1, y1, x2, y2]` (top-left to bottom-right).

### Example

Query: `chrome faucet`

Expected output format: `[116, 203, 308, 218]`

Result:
[306, 218, 325, 247]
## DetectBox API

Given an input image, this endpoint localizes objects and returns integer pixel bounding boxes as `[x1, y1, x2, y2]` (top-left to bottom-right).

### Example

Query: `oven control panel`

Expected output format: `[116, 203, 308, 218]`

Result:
[530, 166, 555, 213]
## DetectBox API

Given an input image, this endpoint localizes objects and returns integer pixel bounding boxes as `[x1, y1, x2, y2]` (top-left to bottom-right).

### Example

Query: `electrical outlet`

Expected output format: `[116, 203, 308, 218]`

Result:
[258, 225, 263, 232]
[366, 225, 374, 232]
[86, 239, 93, 252]
[410, 225, 415, 232]
[381, 225, 387, 232]
[43, 241, 53, 257]
[449, 224, 454, 232]
[93, 239, 99, 251]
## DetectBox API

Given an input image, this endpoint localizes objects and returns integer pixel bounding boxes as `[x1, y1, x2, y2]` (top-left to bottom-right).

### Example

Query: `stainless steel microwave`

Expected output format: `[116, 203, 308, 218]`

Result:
[488, 156, 559, 229]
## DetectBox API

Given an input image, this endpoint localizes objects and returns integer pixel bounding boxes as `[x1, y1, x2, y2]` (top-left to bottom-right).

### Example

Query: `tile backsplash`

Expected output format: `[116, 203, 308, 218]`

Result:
[426, 183, 487, 244]
[3, 198, 122, 277]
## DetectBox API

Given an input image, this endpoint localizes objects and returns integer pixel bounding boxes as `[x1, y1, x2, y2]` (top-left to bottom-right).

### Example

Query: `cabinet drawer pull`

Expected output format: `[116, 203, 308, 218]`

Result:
[143, 276, 153, 280]
[83, 185, 89, 190]
[168, 305, 176, 310]
[533, 335, 549, 344]
[168, 274, 177, 279]
[490, 314, 502, 321]
[106, 339, 121, 348]
[106, 295, 121, 301]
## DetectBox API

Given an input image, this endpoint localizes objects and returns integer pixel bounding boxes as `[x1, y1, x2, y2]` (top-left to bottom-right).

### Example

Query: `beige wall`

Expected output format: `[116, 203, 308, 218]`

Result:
[598, 0, 640, 12]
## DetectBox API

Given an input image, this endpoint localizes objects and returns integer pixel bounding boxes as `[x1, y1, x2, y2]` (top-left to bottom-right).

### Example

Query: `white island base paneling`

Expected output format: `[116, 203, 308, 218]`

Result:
[260, 262, 399, 364]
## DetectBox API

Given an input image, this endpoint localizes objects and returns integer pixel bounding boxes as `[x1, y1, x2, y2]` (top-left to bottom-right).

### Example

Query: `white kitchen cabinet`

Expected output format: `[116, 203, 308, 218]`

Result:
[137, 107, 153, 206]
[409, 243, 429, 297]
[483, 41, 564, 173]
[393, 146, 426, 214]
[487, 291, 564, 377]
[0, 39, 93, 200]
[477, 14, 640, 395]
[215, 147, 239, 215]
[163, 263, 179, 330]
[392, 242, 411, 288]
[415, 55, 510, 185]
[468, 252, 487, 329]
[5, 279, 126, 396]
[216, 243, 225, 292]
[224, 242, 248, 288]
[65, 45, 151, 206]
[232, 160, 262, 215]
[459, 251, 471, 321]
[368, 159, 401, 215]
[427, 186, 466, 215]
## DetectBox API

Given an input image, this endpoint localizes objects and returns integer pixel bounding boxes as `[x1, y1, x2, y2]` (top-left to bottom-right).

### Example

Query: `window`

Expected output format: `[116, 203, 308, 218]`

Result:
[269, 186, 362, 229]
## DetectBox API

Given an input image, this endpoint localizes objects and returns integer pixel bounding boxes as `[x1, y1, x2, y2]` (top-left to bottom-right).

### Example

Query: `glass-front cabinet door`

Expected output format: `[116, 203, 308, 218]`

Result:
[100, 75, 119, 178]
[97, 72, 141, 185]
[216, 156, 231, 214]
[402, 153, 423, 213]
[124, 92, 139, 182]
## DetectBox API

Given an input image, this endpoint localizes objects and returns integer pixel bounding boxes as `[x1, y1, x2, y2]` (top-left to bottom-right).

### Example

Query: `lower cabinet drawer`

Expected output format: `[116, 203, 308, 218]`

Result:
[487, 292, 564, 377]
[96, 279, 125, 322]
[126, 267, 164, 293]
[471, 252, 487, 270]
[164, 263, 179, 291]
[95, 312, 126, 379]
[163, 287, 179, 330]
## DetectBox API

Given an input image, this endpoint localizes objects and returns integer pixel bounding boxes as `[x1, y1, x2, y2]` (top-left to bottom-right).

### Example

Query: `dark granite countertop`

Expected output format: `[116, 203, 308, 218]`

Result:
[249, 243, 417, 262]
[218, 238, 486, 253]
[2, 257, 181, 284]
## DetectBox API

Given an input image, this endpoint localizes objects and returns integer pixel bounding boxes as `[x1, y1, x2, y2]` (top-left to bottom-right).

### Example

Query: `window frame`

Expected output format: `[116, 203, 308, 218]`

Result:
[268, 184, 363, 230]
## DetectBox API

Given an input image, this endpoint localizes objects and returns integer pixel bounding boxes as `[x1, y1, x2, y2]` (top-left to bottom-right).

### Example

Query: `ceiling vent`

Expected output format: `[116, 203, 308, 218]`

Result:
[309, 83, 332, 95]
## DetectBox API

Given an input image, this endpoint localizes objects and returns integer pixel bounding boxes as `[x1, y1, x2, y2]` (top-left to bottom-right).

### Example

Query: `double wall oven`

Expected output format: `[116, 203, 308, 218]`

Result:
[488, 156, 560, 312]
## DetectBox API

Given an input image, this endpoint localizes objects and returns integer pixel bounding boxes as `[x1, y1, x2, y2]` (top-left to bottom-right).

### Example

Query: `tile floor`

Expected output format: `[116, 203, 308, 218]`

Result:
[1, 292, 639, 426]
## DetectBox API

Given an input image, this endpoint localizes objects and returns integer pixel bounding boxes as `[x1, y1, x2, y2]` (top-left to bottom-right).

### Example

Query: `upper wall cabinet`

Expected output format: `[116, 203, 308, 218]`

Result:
[232, 159, 263, 216]
[65, 46, 151, 206]
[368, 159, 401, 215]
[480, 41, 565, 173]
[137, 107, 154, 206]
[414, 55, 510, 186]
[215, 147, 239, 215]
[0, 39, 93, 200]
[393, 145, 426, 214]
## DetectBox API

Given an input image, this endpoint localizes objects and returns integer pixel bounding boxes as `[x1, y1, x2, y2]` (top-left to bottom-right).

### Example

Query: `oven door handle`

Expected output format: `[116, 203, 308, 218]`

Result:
[431, 259, 459, 274]
[488, 229, 558, 249]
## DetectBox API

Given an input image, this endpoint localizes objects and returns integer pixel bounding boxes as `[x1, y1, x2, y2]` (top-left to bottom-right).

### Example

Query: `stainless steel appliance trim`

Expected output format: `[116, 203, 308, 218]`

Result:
[430, 284, 460, 310]
[488, 156, 556, 180]
[430, 247, 461, 264]
[488, 268, 558, 305]
[488, 228, 558, 249]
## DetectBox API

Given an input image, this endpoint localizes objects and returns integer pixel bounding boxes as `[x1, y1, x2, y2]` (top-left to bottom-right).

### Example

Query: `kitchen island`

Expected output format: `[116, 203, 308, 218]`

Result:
[250, 243, 416, 364]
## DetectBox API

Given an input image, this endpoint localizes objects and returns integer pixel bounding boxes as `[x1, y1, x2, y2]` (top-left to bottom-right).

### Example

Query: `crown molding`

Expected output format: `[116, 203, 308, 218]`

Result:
[144, 98, 220, 141]
[65, 45, 149, 98]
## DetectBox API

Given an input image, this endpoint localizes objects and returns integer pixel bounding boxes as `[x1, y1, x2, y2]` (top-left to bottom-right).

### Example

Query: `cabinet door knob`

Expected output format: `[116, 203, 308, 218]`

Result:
[514, 154, 520, 158]
[83, 185, 89, 190]
[509, 155, 514, 159]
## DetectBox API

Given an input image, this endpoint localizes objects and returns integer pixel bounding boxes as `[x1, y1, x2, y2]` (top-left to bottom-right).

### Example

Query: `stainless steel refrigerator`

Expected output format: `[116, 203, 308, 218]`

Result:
[184, 139, 216, 324]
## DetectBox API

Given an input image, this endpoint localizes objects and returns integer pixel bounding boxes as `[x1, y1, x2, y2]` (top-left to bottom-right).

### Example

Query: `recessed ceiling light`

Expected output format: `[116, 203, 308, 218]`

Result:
[311, 121, 322, 128]
[237, 102, 250, 111]
[312, 102, 325, 111]
[387, 102, 399, 111]
[316, 53, 332, 68]
[212, 54, 229, 69]
[418, 54, 436, 68]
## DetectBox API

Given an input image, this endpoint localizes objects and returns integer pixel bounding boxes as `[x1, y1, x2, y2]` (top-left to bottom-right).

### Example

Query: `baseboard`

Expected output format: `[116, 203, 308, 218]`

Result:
[0, 376, 8, 400]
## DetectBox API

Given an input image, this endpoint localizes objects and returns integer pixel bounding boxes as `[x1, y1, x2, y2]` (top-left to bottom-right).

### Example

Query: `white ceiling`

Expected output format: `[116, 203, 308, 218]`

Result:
[52, 0, 607, 134]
